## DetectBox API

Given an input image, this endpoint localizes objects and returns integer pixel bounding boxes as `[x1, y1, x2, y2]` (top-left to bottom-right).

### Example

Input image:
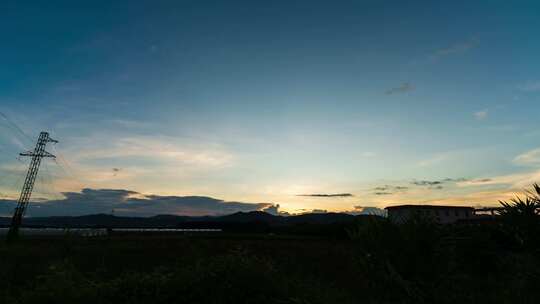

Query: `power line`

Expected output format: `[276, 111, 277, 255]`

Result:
[0, 157, 27, 198]
[51, 145, 86, 190]
[0, 111, 33, 144]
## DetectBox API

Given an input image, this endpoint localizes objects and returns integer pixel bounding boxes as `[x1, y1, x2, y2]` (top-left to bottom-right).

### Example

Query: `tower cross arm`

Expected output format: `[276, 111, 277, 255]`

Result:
[19, 150, 56, 158]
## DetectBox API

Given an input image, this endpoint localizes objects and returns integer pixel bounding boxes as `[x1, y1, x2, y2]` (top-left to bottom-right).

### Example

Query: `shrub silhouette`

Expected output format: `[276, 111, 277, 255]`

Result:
[3, 187, 540, 304]
[498, 183, 540, 249]
[347, 194, 540, 303]
[348, 214, 444, 302]
[10, 249, 354, 304]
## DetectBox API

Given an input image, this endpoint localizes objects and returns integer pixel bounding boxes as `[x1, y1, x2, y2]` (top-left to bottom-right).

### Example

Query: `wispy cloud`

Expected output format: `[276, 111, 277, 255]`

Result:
[514, 148, 540, 166]
[22, 132, 240, 199]
[417, 153, 449, 167]
[423, 189, 518, 206]
[297, 193, 354, 198]
[73, 136, 233, 168]
[385, 82, 414, 95]
[474, 110, 488, 120]
[517, 81, 540, 92]
[458, 170, 540, 189]
[455, 149, 540, 191]
[361, 151, 376, 158]
[417, 148, 494, 168]
[457, 178, 492, 186]
[431, 39, 478, 59]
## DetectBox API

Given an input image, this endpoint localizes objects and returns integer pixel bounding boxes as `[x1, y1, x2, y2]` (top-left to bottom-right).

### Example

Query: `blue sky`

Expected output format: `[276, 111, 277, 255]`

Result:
[1, 1, 540, 215]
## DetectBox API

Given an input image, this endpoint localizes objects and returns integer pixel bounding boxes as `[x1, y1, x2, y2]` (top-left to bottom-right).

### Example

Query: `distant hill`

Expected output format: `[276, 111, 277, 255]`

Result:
[0, 211, 365, 229]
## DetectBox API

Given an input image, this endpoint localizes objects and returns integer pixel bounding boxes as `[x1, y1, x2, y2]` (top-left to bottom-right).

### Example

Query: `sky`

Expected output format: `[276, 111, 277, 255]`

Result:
[1, 1, 540, 216]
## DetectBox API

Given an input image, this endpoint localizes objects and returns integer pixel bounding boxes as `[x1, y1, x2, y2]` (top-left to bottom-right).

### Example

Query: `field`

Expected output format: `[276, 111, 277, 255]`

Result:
[1, 219, 539, 304]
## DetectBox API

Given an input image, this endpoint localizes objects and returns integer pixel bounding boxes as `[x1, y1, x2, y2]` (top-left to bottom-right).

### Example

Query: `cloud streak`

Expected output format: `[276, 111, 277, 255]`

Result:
[297, 193, 354, 198]
[457, 170, 540, 189]
[514, 148, 540, 166]
[432, 39, 478, 59]
[385, 82, 414, 95]
[73, 136, 233, 168]
[517, 81, 540, 92]
[474, 110, 488, 120]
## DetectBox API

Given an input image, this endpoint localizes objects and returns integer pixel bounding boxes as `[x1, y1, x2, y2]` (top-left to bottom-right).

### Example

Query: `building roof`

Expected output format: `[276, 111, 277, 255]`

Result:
[474, 207, 503, 212]
[385, 205, 474, 210]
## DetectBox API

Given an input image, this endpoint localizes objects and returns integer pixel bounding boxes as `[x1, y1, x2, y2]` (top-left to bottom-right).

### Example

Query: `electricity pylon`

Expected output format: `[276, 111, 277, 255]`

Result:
[7, 132, 57, 241]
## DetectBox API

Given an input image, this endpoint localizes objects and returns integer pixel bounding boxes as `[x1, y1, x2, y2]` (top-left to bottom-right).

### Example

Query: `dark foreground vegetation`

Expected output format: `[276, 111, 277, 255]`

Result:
[1, 186, 540, 304]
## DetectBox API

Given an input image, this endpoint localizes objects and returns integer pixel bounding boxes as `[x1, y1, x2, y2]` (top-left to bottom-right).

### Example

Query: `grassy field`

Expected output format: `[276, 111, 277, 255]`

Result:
[0, 221, 539, 304]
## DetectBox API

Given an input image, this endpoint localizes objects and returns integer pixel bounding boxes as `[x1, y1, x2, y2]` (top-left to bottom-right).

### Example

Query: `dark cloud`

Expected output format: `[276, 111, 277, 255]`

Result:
[411, 180, 443, 186]
[297, 193, 354, 198]
[442, 178, 468, 182]
[372, 185, 408, 195]
[474, 178, 492, 183]
[0, 188, 273, 217]
[410, 178, 467, 190]
[385, 82, 414, 95]
[371, 179, 466, 195]
[374, 185, 408, 191]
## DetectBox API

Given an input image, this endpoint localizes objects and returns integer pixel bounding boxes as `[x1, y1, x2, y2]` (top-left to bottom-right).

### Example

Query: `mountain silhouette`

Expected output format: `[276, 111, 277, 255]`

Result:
[0, 211, 362, 229]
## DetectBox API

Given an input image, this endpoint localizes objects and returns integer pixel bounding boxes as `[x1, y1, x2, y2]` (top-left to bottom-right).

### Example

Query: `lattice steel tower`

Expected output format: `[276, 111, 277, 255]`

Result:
[7, 132, 57, 241]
